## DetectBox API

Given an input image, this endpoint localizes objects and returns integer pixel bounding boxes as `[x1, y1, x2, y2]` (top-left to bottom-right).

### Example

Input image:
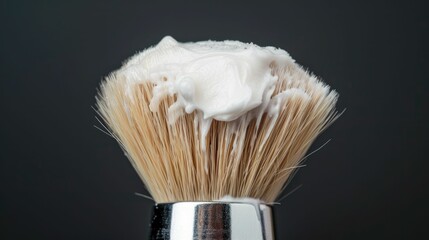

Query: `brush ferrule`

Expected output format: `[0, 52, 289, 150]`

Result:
[150, 202, 275, 240]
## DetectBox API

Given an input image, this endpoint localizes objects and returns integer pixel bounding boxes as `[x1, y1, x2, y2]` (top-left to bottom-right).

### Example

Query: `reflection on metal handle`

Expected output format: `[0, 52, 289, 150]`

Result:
[150, 202, 275, 240]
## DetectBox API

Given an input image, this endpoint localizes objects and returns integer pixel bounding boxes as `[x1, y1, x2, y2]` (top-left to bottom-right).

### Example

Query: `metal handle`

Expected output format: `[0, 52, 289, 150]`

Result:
[150, 202, 275, 240]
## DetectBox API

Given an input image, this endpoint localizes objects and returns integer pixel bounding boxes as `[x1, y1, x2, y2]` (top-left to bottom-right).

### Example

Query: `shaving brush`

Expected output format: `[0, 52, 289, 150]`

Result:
[96, 36, 339, 239]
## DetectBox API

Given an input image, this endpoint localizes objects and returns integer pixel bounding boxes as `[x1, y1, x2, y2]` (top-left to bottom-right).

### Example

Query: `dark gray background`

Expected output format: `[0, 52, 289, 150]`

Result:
[1, 0, 428, 239]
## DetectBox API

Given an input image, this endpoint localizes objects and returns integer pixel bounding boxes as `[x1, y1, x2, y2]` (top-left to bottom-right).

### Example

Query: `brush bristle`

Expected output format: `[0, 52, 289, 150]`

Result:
[96, 61, 338, 203]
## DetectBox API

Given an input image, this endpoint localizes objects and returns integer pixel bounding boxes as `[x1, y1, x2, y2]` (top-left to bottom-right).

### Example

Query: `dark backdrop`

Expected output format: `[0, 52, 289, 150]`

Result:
[1, 0, 428, 239]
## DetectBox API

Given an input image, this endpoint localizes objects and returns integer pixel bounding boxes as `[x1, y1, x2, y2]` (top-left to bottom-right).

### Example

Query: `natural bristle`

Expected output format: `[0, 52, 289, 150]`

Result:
[96, 62, 338, 203]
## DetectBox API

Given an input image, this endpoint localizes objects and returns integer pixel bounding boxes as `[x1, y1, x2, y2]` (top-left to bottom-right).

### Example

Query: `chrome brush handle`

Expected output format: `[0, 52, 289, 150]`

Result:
[150, 202, 275, 240]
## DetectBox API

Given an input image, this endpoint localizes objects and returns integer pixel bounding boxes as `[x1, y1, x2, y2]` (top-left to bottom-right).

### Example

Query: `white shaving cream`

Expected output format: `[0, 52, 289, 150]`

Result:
[121, 36, 300, 150]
